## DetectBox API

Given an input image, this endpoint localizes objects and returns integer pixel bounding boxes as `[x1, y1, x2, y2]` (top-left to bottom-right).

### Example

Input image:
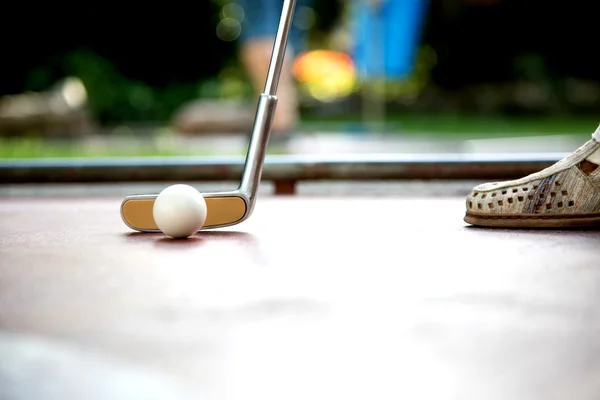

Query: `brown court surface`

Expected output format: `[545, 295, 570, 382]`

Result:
[1, 185, 600, 400]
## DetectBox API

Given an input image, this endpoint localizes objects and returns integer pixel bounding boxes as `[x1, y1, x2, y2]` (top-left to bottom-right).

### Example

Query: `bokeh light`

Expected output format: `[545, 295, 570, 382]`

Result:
[216, 17, 241, 41]
[292, 50, 357, 102]
[221, 2, 245, 22]
[294, 6, 316, 31]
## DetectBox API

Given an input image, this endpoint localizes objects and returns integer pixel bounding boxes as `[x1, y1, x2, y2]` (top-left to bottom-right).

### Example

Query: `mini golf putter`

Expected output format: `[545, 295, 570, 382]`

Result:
[121, 0, 297, 232]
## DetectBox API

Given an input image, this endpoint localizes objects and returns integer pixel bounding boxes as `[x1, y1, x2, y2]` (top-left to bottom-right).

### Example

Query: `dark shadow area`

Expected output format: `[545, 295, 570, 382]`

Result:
[123, 230, 257, 244]
[464, 225, 600, 236]
[153, 236, 206, 248]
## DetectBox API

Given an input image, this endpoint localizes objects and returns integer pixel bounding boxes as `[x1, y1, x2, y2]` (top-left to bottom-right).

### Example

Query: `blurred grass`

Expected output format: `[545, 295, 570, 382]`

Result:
[0, 135, 227, 159]
[303, 113, 599, 136]
[0, 139, 196, 159]
[1, 114, 596, 159]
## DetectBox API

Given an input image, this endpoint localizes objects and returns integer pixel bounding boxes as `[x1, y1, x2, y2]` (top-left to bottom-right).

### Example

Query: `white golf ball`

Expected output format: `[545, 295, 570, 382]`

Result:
[153, 184, 207, 238]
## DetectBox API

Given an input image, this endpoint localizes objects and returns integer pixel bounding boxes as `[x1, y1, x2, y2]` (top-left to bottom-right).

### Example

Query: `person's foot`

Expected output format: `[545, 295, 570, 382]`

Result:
[464, 126, 600, 228]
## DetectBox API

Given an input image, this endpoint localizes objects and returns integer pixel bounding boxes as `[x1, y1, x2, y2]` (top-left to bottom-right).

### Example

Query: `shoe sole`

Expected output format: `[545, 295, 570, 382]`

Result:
[464, 211, 600, 228]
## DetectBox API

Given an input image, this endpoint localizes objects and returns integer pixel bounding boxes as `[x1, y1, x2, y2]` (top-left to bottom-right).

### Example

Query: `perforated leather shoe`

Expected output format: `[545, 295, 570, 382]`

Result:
[464, 126, 600, 228]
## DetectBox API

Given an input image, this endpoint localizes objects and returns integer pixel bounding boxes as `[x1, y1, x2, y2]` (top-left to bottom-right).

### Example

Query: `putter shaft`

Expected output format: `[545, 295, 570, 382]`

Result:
[120, 0, 298, 232]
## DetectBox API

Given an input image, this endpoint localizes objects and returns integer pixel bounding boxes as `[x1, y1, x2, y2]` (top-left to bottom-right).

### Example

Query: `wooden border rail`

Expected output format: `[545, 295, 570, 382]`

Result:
[0, 153, 564, 194]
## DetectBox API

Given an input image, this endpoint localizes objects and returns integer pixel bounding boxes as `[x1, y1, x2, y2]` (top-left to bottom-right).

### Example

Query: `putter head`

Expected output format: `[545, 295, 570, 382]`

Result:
[120, 0, 297, 233]
[121, 190, 251, 232]
[120, 93, 277, 233]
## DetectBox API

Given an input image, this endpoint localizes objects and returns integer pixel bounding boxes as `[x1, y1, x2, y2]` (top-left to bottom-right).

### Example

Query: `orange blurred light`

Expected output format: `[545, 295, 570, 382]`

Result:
[292, 50, 357, 102]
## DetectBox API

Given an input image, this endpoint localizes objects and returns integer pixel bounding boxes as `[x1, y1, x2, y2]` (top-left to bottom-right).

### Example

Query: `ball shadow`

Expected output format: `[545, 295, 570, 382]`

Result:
[154, 236, 205, 248]
[123, 231, 257, 248]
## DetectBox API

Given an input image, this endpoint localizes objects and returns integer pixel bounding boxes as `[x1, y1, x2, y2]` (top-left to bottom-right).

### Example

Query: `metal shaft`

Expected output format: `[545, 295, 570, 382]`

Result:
[264, 0, 298, 96]
[239, 0, 298, 202]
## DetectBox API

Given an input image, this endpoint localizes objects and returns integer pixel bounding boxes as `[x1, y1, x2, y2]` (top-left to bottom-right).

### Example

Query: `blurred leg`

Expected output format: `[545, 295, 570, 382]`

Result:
[239, 37, 299, 135]
[237, 0, 312, 135]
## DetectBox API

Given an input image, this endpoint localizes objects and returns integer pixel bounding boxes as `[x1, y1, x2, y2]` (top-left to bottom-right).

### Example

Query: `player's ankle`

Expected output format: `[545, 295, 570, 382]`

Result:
[585, 124, 600, 164]
[593, 124, 600, 143]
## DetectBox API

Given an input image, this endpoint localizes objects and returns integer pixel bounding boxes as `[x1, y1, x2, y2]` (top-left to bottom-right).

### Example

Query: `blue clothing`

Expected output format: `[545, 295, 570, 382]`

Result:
[352, 0, 428, 79]
[237, 0, 313, 52]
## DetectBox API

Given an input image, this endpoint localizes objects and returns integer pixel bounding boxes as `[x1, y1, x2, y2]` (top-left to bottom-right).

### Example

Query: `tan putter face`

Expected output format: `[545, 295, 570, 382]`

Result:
[121, 195, 248, 231]
[120, 0, 296, 233]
